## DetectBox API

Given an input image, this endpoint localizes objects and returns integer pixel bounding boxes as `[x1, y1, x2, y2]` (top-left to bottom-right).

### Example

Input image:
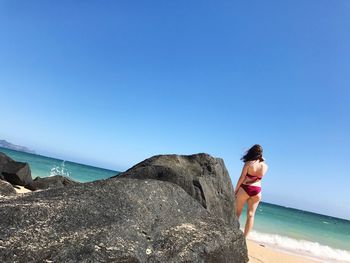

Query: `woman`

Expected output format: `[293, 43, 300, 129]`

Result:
[235, 144, 268, 237]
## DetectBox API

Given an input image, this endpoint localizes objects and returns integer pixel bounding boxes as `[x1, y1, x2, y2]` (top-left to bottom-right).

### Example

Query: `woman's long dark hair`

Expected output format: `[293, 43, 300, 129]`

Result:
[241, 144, 264, 162]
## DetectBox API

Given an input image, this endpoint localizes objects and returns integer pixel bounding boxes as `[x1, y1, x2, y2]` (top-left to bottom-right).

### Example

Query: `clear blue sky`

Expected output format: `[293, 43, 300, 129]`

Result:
[1, 1, 349, 219]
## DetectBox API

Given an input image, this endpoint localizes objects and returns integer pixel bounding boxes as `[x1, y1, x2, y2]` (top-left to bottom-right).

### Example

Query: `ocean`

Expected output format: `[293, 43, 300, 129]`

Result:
[240, 203, 350, 262]
[1, 147, 350, 262]
[0, 147, 118, 182]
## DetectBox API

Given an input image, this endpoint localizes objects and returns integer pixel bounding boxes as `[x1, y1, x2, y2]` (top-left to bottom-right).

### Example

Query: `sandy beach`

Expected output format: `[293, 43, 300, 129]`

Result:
[14, 185, 32, 194]
[247, 240, 320, 263]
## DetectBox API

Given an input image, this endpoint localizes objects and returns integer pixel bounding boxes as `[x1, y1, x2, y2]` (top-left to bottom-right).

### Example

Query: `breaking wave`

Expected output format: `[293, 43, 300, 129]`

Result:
[49, 161, 71, 177]
[247, 230, 350, 262]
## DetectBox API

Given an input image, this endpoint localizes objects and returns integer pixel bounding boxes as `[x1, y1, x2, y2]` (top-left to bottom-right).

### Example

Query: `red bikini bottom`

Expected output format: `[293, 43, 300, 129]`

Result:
[240, 184, 261, 196]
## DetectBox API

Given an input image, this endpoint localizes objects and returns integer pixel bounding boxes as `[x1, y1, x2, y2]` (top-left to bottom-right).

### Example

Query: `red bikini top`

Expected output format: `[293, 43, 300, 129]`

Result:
[245, 173, 262, 183]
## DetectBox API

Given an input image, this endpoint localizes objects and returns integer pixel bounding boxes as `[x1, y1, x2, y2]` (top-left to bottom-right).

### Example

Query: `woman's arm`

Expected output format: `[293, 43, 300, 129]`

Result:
[234, 163, 249, 195]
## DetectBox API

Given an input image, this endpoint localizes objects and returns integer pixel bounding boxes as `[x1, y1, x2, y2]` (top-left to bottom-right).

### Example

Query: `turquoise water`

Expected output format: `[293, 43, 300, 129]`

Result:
[0, 147, 119, 182]
[240, 202, 350, 262]
[2, 147, 350, 261]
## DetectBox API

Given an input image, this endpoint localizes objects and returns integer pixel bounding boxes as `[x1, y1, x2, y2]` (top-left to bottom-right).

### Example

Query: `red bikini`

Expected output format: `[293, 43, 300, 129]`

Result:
[240, 173, 262, 196]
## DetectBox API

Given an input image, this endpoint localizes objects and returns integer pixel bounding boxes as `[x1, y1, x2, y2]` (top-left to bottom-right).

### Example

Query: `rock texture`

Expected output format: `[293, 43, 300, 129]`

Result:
[0, 152, 14, 172]
[0, 179, 16, 196]
[0, 178, 248, 263]
[31, 175, 80, 190]
[113, 153, 239, 229]
[0, 152, 33, 188]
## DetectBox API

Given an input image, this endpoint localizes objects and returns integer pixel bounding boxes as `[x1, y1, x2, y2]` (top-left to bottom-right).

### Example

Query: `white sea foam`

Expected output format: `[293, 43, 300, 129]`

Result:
[49, 161, 71, 177]
[247, 230, 350, 262]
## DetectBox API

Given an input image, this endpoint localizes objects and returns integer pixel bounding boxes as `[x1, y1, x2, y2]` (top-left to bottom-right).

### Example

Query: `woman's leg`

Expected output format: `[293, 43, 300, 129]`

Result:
[235, 187, 249, 219]
[244, 193, 261, 237]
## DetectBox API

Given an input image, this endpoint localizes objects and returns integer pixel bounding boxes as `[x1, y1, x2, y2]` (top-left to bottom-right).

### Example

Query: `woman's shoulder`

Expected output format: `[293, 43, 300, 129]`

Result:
[262, 161, 269, 171]
[262, 160, 268, 166]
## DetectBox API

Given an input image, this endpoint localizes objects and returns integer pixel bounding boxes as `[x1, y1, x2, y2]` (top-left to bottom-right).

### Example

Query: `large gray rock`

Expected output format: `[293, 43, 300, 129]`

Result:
[0, 178, 248, 263]
[0, 152, 13, 175]
[31, 175, 80, 190]
[0, 179, 16, 196]
[0, 153, 32, 187]
[113, 154, 239, 229]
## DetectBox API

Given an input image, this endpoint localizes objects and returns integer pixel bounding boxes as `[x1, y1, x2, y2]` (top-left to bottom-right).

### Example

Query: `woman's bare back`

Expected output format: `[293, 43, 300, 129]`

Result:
[243, 161, 268, 186]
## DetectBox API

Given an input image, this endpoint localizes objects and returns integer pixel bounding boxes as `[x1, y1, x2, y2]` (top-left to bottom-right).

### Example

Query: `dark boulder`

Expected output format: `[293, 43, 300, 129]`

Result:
[0, 180, 16, 196]
[0, 178, 248, 262]
[0, 152, 13, 165]
[1, 161, 33, 187]
[0, 152, 33, 187]
[0, 152, 13, 167]
[113, 153, 239, 228]
[30, 175, 80, 190]
[0, 152, 14, 180]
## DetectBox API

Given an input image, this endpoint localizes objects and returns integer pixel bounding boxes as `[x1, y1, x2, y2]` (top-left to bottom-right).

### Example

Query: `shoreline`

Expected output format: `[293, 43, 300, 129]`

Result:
[247, 240, 321, 263]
